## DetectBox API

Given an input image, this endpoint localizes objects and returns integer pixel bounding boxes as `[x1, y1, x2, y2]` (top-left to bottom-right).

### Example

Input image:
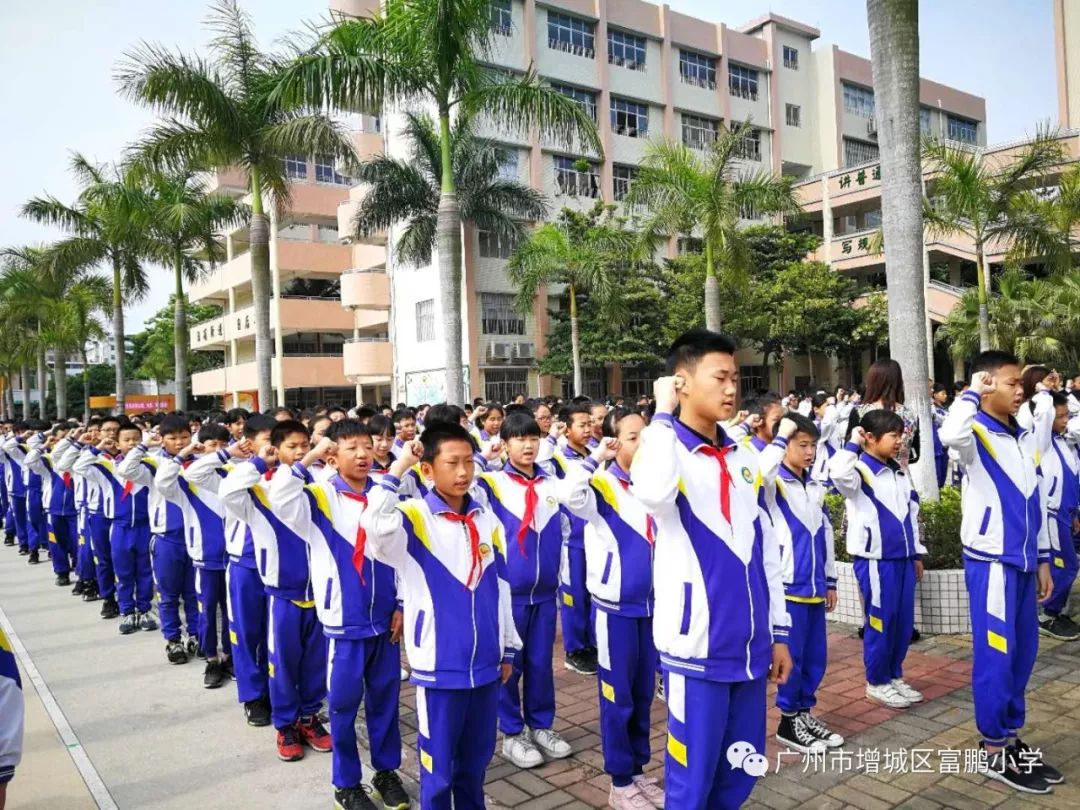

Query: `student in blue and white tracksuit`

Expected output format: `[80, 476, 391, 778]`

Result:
[2, 426, 30, 555]
[472, 411, 571, 770]
[362, 423, 521, 810]
[270, 420, 409, 809]
[558, 409, 664, 810]
[631, 330, 791, 810]
[940, 355, 1063, 794]
[53, 433, 98, 598]
[70, 416, 123, 615]
[829, 409, 926, 710]
[25, 430, 78, 585]
[0, 625, 24, 804]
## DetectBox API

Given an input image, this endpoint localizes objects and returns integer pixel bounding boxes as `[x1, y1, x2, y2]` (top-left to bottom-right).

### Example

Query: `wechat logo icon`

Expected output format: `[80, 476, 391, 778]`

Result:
[726, 741, 769, 777]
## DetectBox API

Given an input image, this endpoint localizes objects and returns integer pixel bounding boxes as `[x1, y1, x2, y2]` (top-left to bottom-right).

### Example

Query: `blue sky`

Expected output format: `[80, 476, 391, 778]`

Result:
[0, 0, 1056, 330]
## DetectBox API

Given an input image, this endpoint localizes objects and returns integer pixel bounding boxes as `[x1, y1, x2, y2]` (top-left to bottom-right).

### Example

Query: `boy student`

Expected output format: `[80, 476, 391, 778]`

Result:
[1, 424, 30, 557]
[73, 420, 157, 634]
[551, 401, 598, 676]
[76, 416, 122, 617]
[390, 407, 417, 458]
[588, 401, 608, 449]
[54, 421, 101, 602]
[25, 427, 78, 587]
[471, 411, 572, 770]
[219, 421, 337, 767]
[361, 424, 520, 810]
[118, 415, 200, 664]
[631, 329, 791, 810]
[558, 409, 664, 810]
[21, 424, 48, 566]
[760, 415, 843, 754]
[940, 354, 1063, 794]
[829, 410, 925, 710]
[269, 421, 408, 810]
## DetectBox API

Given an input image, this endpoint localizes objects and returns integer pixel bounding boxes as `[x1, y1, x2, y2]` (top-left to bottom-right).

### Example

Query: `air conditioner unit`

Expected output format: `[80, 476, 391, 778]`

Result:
[515, 342, 536, 361]
[488, 342, 512, 361]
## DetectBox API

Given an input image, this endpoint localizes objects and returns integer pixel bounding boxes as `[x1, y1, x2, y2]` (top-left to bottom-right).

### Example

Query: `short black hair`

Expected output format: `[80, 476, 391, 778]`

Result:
[327, 419, 375, 444]
[159, 415, 191, 436]
[1050, 391, 1070, 409]
[559, 401, 592, 422]
[665, 328, 737, 375]
[225, 408, 248, 425]
[972, 350, 1020, 376]
[243, 413, 277, 439]
[392, 407, 416, 424]
[270, 406, 295, 419]
[811, 392, 830, 410]
[775, 411, 820, 441]
[743, 394, 781, 417]
[198, 423, 230, 444]
[117, 420, 142, 438]
[326, 405, 347, 418]
[861, 409, 905, 438]
[100, 415, 121, 429]
[500, 411, 541, 441]
[425, 403, 466, 429]
[367, 414, 394, 437]
[932, 382, 948, 395]
[355, 405, 378, 422]
[419, 421, 475, 463]
[602, 407, 642, 438]
[270, 419, 309, 448]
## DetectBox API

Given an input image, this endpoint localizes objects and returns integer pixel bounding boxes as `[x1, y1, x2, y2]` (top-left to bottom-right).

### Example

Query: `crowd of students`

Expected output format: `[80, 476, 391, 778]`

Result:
[2, 329, 1079, 809]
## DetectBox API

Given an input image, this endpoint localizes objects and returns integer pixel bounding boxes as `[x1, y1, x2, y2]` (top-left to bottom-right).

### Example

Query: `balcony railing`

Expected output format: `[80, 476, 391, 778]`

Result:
[548, 38, 595, 59]
[680, 74, 717, 91]
[555, 169, 600, 198]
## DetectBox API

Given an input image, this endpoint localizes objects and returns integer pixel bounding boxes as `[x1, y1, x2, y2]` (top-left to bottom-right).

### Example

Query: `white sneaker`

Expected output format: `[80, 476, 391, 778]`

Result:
[502, 730, 543, 768]
[890, 678, 924, 703]
[608, 783, 655, 810]
[399, 666, 409, 681]
[865, 682, 911, 709]
[531, 727, 572, 759]
[631, 775, 665, 808]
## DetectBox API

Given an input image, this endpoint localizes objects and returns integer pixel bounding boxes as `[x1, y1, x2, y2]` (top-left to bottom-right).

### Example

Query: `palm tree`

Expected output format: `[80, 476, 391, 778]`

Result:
[922, 130, 1064, 351]
[508, 204, 639, 396]
[46, 278, 112, 420]
[116, 0, 360, 409]
[625, 123, 801, 331]
[0, 259, 45, 419]
[273, 0, 601, 404]
[22, 155, 151, 414]
[352, 111, 546, 265]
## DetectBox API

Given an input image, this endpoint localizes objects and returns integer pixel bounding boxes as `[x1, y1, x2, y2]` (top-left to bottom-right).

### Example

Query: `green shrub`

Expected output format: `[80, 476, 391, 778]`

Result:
[823, 487, 964, 570]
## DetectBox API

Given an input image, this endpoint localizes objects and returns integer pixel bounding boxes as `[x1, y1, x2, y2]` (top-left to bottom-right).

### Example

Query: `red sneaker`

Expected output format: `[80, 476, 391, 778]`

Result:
[297, 715, 333, 753]
[276, 724, 305, 762]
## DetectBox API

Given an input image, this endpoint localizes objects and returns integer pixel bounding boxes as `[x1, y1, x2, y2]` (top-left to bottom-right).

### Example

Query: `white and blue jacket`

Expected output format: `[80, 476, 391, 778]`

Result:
[184, 451, 257, 570]
[1, 436, 27, 499]
[939, 391, 1050, 572]
[73, 447, 150, 527]
[154, 453, 227, 571]
[116, 445, 184, 538]
[362, 479, 521, 689]
[556, 457, 654, 617]
[550, 444, 590, 550]
[0, 627, 22, 786]
[630, 413, 790, 683]
[1024, 392, 1080, 560]
[25, 438, 76, 517]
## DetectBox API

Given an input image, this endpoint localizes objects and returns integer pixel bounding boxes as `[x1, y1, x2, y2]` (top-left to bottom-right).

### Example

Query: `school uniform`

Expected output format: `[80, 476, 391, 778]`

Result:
[52, 443, 96, 587]
[0, 626, 23, 788]
[22, 438, 46, 557]
[631, 414, 790, 810]
[268, 463, 399, 789]
[2, 436, 29, 552]
[362, 479, 521, 810]
[474, 464, 567, 738]
[550, 445, 595, 655]
[940, 390, 1049, 747]
[25, 438, 78, 577]
[811, 406, 841, 485]
[558, 456, 657, 786]
[932, 405, 949, 489]
[69, 443, 116, 600]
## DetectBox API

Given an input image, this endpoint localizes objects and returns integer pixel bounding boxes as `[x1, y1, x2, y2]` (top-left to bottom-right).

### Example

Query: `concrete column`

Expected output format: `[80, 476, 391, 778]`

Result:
[948, 257, 962, 287]
[227, 286, 239, 408]
[269, 209, 286, 408]
[821, 176, 833, 263]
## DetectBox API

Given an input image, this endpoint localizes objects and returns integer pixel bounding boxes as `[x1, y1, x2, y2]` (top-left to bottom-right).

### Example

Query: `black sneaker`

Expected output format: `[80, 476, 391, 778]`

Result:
[981, 743, 1053, 794]
[372, 770, 411, 810]
[775, 713, 827, 754]
[800, 711, 845, 748]
[3, 534, 14, 546]
[244, 698, 272, 727]
[223, 657, 236, 680]
[564, 648, 597, 675]
[1014, 738, 1064, 785]
[55, 572, 71, 586]
[118, 613, 139, 635]
[27, 549, 40, 564]
[17, 545, 28, 555]
[858, 625, 865, 639]
[910, 627, 921, 643]
[100, 597, 120, 619]
[71, 579, 87, 596]
[166, 639, 189, 665]
[203, 660, 226, 689]
[185, 635, 200, 658]
[334, 785, 379, 810]
[82, 582, 101, 602]
[1040, 615, 1080, 641]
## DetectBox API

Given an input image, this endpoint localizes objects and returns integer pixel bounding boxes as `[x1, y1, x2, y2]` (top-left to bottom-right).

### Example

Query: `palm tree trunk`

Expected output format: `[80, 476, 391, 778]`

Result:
[20, 365, 30, 419]
[173, 251, 189, 412]
[81, 346, 91, 421]
[249, 171, 274, 410]
[111, 254, 127, 414]
[704, 240, 721, 332]
[2, 377, 11, 420]
[975, 243, 991, 351]
[35, 333, 47, 419]
[438, 111, 465, 406]
[569, 284, 582, 397]
[867, 0, 939, 500]
[54, 349, 68, 420]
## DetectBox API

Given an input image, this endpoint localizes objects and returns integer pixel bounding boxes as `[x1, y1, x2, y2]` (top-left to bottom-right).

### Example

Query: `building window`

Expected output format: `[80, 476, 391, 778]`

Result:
[481, 293, 525, 335]
[612, 165, 636, 202]
[681, 114, 719, 150]
[782, 45, 799, 70]
[677, 237, 704, 255]
[496, 147, 519, 181]
[843, 137, 879, 167]
[282, 155, 306, 180]
[489, 0, 512, 36]
[610, 97, 648, 137]
[547, 11, 594, 58]
[485, 368, 529, 402]
[553, 155, 599, 198]
[947, 115, 978, 144]
[785, 104, 801, 128]
[478, 229, 517, 259]
[728, 64, 759, 101]
[679, 49, 716, 89]
[920, 107, 932, 135]
[842, 83, 875, 118]
[734, 128, 762, 162]
[317, 224, 339, 243]
[608, 29, 646, 70]
[415, 299, 435, 342]
[553, 83, 597, 123]
[739, 365, 767, 395]
[277, 222, 310, 241]
[314, 154, 350, 185]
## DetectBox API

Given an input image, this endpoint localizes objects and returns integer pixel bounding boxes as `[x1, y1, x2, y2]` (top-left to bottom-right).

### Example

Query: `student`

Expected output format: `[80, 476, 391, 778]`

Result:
[475, 402, 506, 444]
[587, 401, 607, 449]
[53, 422, 101, 602]
[630, 329, 791, 810]
[472, 411, 572, 770]
[939, 354, 1062, 793]
[1, 423, 30, 557]
[558, 409, 663, 809]
[0, 625, 24, 808]
[22, 422, 48, 567]
[760, 415, 843, 754]
[224, 408, 248, 444]
[0, 421, 11, 549]
[118, 416, 200, 664]
[70, 417, 122, 617]
[550, 401, 598, 675]
[390, 407, 417, 458]
[931, 383, 950, 489]
[74, 420, 157, 634]
[268, 421, 408, 810]
[810, 393, 841, 485]
[24, 427, 77, 585]
[367, 415, 396, 482]
[729, 395, 784, 454]
[154, 424, 234, 689]
[361, 425, 520, 810]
